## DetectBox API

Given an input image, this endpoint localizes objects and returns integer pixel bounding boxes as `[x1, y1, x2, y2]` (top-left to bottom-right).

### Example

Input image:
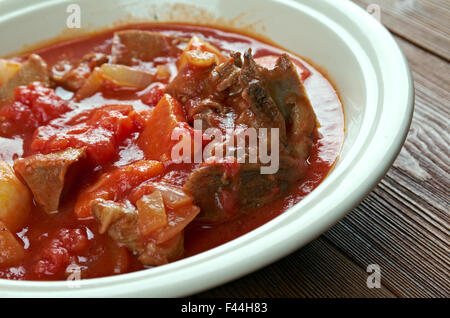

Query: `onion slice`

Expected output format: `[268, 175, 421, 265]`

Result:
[147, 182, 194, 209]
[136, 191, 168, 237]
[101, 64, 154, 89]
[75, 64, 155, 101]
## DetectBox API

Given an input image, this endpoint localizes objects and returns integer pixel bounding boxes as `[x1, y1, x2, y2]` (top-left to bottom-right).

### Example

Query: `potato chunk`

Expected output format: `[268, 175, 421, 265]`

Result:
[0, 59, 21, 86]
[0, 221, 25, 266]
[0, 161, 32, 232]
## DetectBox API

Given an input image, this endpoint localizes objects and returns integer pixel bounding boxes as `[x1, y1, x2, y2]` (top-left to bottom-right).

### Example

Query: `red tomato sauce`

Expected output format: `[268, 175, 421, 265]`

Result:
[0, 24, 344, 280]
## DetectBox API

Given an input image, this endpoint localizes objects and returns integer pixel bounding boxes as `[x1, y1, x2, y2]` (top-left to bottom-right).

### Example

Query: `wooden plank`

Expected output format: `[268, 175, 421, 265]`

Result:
[194, 237, 396, 298]
[323, 36, 450, 298]
[198, 35, 449, 298]
[352, 0, 450, 61]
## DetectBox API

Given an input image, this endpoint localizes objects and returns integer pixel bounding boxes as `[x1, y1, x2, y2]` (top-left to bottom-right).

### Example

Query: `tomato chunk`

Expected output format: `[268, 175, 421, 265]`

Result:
[140, 83, 165, 107]
[31, 104, 138, 165]
[33, 228, 89, 278]
[0, 82, 70, 136]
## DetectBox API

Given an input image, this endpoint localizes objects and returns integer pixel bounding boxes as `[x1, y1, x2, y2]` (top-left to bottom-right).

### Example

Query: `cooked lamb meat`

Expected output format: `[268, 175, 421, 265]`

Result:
[210, 53, 242, 92]
[167, 50, 316, 147]
[184, 155, 306, 223]
[260, 54, 317, 158]
[236, 50, 317, 157]
[91, 199, 185, 266]
[91, 199, 142, 250]
[0, 54, 50, 108]
[166, 64, 217, 105]
[238, 50, 288, 141]
[178, 50, 317, 222]
[111, 30, 186, 65]
[166, 53, 242, 130]
[13, 147, 86, 214]
[138, 233, 184, 266]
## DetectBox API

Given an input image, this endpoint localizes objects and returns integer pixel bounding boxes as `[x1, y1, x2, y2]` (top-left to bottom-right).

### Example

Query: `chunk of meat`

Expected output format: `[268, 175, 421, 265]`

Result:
[52, 53, 108, 91]
[184, 161, 238, 222]
[166, 63, 217, 105]
[138, 233, 184, 266]
[0, 161, 32, 232]
[255, 54, 311, 82]
[166, 51, 237, 119]
[169, 49, 316, 155]
[111, 30, 186, 65]
[166, 37, 228, 105]
[0, 54, 50, 108]
[176, 49, 317, 222]
[184, 156, 306, 223]
[238, 156, 306, 206]
[238, 50, 287, 140]
[91, 199, 185, 266]
[260, 54, 317, 158]
[91, 200, 141, 249]
[238, 51, 317, 157]
[14, 147, 87, 214]
[166, 57, 240, 130]
[210, 54, 242, 92]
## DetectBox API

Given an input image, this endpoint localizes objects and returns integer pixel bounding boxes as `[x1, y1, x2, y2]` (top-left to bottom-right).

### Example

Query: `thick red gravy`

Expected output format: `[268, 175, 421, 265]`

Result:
[0, 24, 344, 280]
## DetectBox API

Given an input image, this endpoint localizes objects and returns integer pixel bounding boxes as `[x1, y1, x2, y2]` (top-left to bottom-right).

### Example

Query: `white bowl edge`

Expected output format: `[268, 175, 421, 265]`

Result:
[0, 0, 414, 297]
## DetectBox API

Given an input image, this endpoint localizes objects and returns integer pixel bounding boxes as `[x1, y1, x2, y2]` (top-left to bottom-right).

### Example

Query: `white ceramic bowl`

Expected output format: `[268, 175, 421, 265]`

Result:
[0, 0, 413, 297]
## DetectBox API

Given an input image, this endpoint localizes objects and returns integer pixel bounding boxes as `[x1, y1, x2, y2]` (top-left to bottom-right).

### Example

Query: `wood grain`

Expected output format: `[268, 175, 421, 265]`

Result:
[194, 237, 396, 298]
[353, 0, 450, 61]
[322, 35, 449, 298]
[197, 1, 449, 298]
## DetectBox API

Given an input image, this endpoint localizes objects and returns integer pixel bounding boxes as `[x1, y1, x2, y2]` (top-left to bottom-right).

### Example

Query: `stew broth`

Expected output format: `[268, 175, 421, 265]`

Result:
[0, 24, 344, 280]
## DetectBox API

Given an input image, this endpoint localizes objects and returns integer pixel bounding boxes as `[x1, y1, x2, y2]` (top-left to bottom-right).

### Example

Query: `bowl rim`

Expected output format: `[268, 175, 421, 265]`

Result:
[0, 0, 414, 297]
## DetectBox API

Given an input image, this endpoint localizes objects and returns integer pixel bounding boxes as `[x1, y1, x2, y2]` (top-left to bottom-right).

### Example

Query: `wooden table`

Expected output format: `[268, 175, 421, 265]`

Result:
[196, 0, 450, 298]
